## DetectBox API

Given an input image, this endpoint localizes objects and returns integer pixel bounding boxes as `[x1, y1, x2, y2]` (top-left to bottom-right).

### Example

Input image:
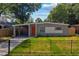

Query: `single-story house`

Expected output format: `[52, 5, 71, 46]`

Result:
[0, 15, 13, 37]
[0, 22, 12, 28]
[12, 22, 75, 37]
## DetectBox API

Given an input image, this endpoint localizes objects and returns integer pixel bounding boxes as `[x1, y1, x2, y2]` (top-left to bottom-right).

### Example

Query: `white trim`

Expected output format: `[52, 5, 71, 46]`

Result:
[30, 22, 69, 26]
[12, 22, 69, 27]
[36, 23, 69, 26]
[12, 23, 29, 27]
[72, 25, 79, 26]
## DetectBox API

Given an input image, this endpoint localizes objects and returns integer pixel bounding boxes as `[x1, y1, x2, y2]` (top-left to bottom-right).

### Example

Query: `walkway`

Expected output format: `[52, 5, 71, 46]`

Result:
[0, 37, 29, 56]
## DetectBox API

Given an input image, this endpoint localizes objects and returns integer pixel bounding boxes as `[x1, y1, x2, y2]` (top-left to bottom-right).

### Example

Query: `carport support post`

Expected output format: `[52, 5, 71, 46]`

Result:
[35, 23, 37, 37]
[13, 26, 16, 37]
[28, 24, 30, 37]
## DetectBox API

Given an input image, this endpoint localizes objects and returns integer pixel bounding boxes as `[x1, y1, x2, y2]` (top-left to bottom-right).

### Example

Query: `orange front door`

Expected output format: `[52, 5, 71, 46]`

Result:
[31, 24, 35, 36]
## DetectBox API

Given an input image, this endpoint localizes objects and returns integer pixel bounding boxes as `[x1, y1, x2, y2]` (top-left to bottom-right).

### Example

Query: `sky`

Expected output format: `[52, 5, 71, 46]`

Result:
[31, 3, 57, 21]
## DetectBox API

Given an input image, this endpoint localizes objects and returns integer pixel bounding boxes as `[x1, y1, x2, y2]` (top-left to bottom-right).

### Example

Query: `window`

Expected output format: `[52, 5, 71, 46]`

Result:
[40, 29, 44, 32]
[45, 27, 55, 33]
[40, 27, 44, 32]
[45, 27, 63, 33]
[55, 27, 62, 30]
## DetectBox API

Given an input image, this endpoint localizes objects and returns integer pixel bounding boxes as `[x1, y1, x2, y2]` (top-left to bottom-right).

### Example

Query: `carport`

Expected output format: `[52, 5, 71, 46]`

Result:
[12, 24, 30, 37]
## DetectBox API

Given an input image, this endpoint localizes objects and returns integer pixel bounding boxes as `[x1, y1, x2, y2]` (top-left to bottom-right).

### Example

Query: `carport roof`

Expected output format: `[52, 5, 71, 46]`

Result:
[12, 23, 29, 27]
[12, 22, 69, 27]
[72, 24, 79, 26]
[35, 22, 69, 26]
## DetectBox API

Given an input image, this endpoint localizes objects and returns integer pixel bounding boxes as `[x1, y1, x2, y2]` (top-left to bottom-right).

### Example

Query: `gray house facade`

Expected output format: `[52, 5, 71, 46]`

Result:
[36, 23, 69, 36]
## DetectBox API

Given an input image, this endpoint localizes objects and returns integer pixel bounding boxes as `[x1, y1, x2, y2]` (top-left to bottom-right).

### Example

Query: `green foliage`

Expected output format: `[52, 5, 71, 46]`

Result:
[47, 3, 79, 25]
[0, 3, 41, 24]
[35, 18, 42, 23]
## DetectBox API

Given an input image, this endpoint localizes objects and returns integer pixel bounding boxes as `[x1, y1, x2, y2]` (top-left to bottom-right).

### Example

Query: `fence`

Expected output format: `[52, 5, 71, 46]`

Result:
[68, 27, 76, 36]
[8, 39, 79, 56]
[0, 28, 13, 37]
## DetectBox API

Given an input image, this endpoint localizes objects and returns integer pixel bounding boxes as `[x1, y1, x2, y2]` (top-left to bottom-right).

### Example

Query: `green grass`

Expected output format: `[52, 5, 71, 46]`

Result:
[10, 36, 79, 56]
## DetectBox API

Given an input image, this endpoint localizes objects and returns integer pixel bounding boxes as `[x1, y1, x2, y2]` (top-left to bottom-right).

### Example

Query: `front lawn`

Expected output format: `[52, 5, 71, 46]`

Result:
[10, 36, 79, 56]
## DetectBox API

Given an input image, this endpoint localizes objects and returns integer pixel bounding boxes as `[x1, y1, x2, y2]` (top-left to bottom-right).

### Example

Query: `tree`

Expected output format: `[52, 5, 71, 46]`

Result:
[47, 3, 79, 25]
[44, 18, 54, 22]
[44, 19, 48, 22]
[0, 3, 41, 24]
[35, 18, 42, 23]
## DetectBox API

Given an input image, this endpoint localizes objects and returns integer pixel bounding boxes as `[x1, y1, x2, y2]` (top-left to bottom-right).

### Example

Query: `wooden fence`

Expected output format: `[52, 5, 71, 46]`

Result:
[68, 27, 76, 36]
[0, 28, 13, 37]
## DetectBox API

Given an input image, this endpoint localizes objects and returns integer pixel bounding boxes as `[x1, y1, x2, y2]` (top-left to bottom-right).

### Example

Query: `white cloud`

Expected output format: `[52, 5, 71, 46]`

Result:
[42, 4, 52, 7]
[42, 3, 57, 8]
[31, 3, 58, 21]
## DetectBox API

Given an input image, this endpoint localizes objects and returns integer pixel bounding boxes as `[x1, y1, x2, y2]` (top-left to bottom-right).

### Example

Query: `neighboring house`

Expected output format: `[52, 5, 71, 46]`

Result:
[71, 24, 79, 34]
[12, 22, 75, 37]
[0, 15, 13, 37]
[0, 14, 13, 28]
[0, 22, 12, 37]
[0, 15, 8, 23]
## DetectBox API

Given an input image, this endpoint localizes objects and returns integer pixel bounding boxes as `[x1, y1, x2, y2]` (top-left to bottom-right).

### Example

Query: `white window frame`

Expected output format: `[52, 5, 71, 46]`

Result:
[45, 27, 63, 33]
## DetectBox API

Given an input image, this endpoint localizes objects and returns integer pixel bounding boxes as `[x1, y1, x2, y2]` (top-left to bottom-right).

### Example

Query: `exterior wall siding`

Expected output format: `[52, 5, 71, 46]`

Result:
[36, 23, 69, 36]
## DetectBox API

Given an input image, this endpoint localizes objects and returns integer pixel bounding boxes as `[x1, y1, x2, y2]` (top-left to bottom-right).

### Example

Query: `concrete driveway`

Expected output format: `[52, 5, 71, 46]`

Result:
[0, 37, 29, 56]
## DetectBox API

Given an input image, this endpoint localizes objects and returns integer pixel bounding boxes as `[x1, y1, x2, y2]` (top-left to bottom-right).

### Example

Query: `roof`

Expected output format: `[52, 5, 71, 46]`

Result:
[71, 24, 79, 26]
[34, 22, 69, 26]
[12, 22, 69, 27]
[12, 23, 29, 27]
